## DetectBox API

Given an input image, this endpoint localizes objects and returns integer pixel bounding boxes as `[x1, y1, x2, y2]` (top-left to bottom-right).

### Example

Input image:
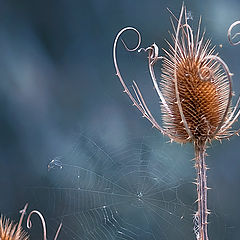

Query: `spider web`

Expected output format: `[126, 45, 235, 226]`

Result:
[28, 133, 197, 240]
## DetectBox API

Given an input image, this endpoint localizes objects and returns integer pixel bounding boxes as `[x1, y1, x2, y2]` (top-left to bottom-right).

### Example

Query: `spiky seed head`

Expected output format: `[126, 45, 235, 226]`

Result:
[0, 215, 29, 240]
[161, 7, 231, 143]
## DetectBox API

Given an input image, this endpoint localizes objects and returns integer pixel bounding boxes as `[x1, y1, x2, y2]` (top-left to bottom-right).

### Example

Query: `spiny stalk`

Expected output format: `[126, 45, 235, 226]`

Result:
[194, 141, 209, 240]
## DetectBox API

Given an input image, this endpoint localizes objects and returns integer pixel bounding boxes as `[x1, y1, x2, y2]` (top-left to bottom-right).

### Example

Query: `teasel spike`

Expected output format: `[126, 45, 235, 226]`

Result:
[0, 204, 29, 240]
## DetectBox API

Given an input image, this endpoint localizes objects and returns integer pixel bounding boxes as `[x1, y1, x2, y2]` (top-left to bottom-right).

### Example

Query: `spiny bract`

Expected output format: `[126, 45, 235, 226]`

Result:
[161, 13, 231, 143]
[0, 215, 29, 240]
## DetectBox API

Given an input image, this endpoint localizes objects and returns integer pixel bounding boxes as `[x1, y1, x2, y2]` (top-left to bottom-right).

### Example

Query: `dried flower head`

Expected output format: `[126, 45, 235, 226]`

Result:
[113, 3, 240, 240]
[0, 215, 29, 240]
[113, 4, 240, 146]
[160, 9, 232, 144]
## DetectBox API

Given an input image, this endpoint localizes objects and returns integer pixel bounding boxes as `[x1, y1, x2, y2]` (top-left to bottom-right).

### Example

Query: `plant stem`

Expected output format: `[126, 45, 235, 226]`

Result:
[194, 141, 209, 240]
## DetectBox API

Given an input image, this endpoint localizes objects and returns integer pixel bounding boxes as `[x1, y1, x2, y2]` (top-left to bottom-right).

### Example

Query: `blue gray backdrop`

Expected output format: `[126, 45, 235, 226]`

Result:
[0, 0, 240, 239]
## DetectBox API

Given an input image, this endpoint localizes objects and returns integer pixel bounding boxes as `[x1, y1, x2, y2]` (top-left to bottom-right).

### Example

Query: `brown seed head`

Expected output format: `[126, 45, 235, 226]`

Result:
[161, 7, 231, 143]
[113, 5, 236, 145]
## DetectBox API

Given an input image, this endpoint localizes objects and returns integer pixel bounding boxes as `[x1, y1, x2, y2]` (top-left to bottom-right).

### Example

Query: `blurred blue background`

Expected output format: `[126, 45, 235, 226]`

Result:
[0, 0, 240, 239]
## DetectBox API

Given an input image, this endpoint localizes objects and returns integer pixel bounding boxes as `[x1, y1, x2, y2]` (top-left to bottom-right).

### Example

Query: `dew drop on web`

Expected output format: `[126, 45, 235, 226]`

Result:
[48, 156, 63, 171]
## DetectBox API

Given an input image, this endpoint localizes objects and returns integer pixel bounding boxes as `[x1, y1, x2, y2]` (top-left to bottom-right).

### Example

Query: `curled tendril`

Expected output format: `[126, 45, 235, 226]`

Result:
[113, 26, 189, 143]
[138, 43, 172, 114]
[113, 26, 176, 137]
[138, 43, 161, 64]
[114, 27, 141, 55]
[26, 209, 62, 240]
[113, 27, 165, 133]
[198, 66, 213, 82]
[228, 21, 240, 46]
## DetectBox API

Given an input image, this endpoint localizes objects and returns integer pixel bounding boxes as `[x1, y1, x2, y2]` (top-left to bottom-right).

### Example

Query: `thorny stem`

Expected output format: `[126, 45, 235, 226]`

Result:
[194, 141, 209, 240]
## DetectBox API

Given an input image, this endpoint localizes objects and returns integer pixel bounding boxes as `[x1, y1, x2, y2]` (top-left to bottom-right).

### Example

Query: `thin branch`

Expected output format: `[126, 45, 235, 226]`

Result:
[54, 222, 63, 240]
[182, 23, 194, 56]
[15, 203, 29, 239]
[132, 81, 162, 131]
[174, 3, 194, 140]
[113, 27, 166, 134]
[201, 55, 233, 138]
[195, 16, 202, 55]
[221, 101, 240, 132]
[221, 94, 240, 131]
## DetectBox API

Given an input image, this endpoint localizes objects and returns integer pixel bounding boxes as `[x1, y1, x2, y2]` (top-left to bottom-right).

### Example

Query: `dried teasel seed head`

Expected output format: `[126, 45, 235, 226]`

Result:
[160, 6, 232, 143]
[0, 215, 29, 240]
[113, 5, 235, 145]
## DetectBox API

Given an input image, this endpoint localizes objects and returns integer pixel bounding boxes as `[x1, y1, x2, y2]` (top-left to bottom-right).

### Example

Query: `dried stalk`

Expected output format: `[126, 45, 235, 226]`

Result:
[194, 141, 209, 240]
[113, 3, 240, 240]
